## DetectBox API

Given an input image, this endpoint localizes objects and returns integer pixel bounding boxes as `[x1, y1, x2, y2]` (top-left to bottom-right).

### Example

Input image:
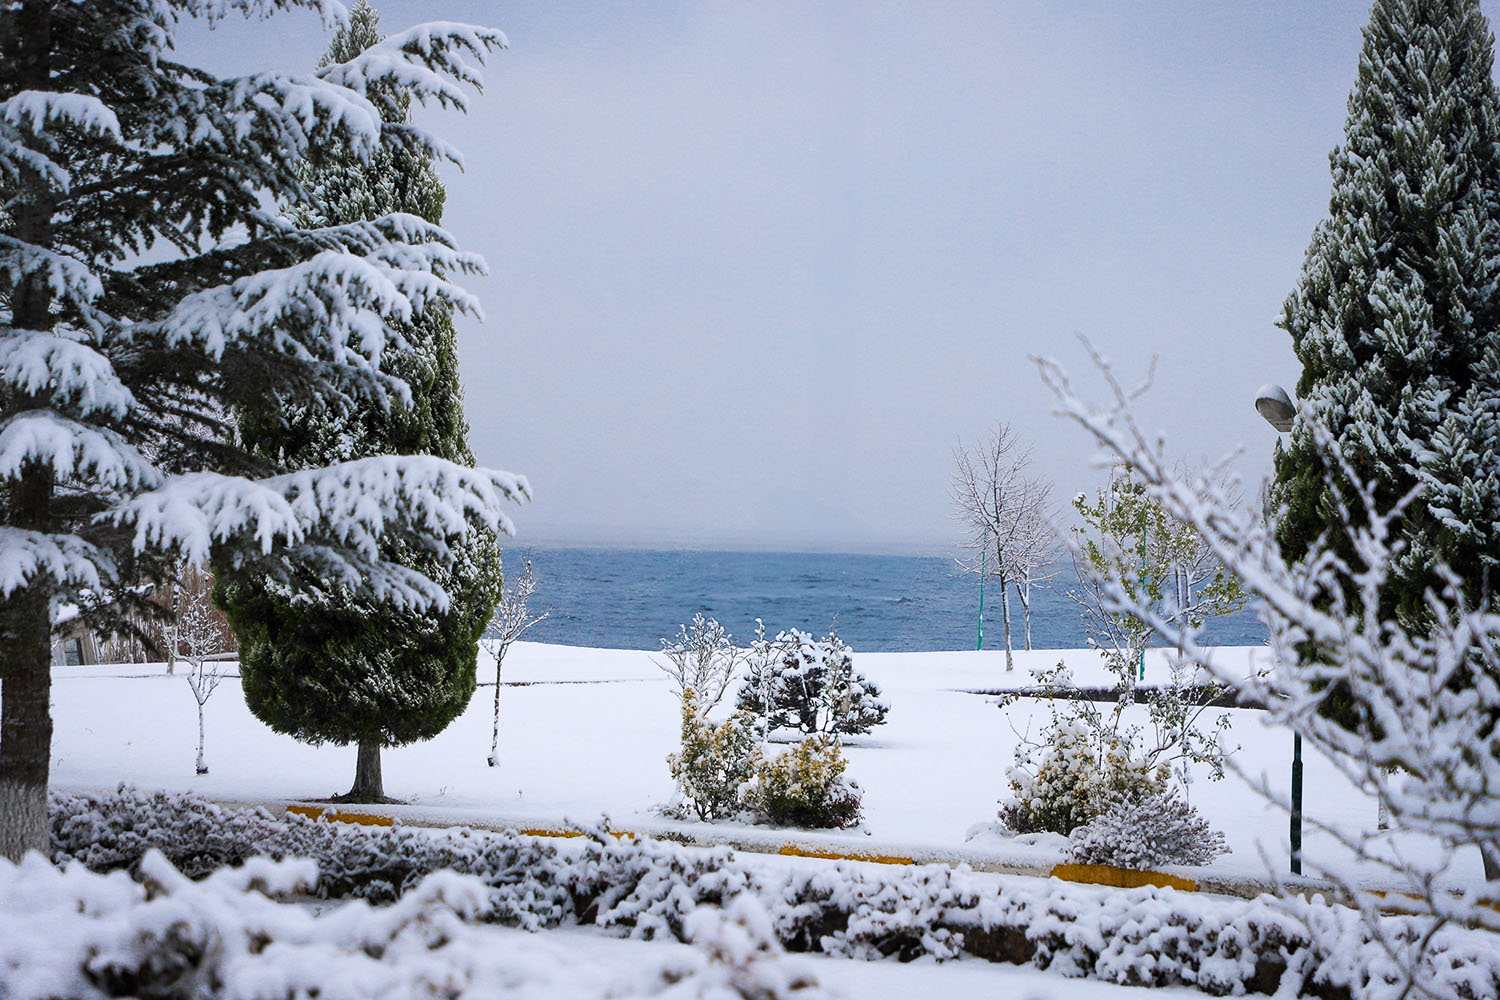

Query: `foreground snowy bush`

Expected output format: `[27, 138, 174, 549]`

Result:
[0, 849, 829, 1000]
[1067, 787, 1229, 869]
[45, 789, 1500, 999]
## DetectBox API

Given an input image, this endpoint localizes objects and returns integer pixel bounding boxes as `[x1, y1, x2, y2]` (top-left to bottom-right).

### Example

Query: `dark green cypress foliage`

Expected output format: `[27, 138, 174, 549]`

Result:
[1271, 0, 1500, 662]
[216, 2, 504, 800]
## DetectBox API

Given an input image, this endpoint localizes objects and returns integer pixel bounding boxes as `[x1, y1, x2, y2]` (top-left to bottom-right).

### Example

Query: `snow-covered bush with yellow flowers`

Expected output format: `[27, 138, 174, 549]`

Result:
[1000, 713, 1167, 836]
[744, 734, 863, 829]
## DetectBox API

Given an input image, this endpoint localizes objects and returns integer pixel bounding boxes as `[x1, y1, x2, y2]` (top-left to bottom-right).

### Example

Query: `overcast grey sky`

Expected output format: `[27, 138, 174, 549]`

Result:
[181, 1, 1500, 554]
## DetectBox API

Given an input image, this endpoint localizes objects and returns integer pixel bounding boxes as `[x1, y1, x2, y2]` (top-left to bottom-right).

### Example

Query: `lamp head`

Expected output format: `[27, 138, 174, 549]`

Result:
[1254, 383, 1295, 433]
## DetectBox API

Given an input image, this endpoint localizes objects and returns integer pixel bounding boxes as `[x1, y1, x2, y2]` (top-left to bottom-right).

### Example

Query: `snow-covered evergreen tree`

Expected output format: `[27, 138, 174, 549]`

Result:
[1271, 0, 1500, 644]
[0, 1, 521, 859]
[214, 1, 505, 803]
[734, 629, 888, 737]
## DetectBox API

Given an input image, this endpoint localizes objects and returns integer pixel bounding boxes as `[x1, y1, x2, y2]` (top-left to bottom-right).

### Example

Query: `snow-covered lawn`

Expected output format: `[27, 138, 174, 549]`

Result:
[46, 642, 1483, 890]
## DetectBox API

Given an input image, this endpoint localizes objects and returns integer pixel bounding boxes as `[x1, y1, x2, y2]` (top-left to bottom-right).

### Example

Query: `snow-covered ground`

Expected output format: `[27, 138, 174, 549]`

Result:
[487, 923, 1218, 999]
[46, 642, 1483, 891]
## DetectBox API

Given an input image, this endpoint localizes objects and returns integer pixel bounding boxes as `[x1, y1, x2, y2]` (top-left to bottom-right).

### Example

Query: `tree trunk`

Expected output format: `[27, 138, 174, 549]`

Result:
[1017, 578, 1033, 650]
[488, 644, 505, 766]
[1, 0, 59, 862]
[1000, 580, 1015, 672]
[346, 737, 385, 801]
[195, 696, 208, 775]
[0, 590, 55, 861]
[1484, 841, 1500, 883]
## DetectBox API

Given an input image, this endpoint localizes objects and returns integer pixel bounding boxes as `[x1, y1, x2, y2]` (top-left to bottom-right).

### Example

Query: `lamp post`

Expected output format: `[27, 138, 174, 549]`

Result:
[1254, 382, 1303, 877]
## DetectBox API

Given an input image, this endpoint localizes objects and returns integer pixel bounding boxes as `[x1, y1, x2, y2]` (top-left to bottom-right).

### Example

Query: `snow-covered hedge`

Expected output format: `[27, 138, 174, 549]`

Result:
[45, 789, 1500, 999]
[0, 849, 829, 1000]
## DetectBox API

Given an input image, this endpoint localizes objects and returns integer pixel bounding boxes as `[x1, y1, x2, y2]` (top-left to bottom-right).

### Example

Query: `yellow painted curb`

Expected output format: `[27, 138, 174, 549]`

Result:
[779, 845, 915, 866]
[515, 827, 636, 840]
[1050, 863, 1196, 892]
[279, 804, 1208, 892]
[286, 805, 394, 827]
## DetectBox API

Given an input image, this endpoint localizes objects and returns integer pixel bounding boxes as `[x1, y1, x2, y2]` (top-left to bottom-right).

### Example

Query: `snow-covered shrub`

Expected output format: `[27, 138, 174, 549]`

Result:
[744, 735, 862, 830]
[666, 691, 763, 821]
[1, 848, 781, 1000]
[1067, 787, 1229, 869]
[1000, 714, 1167, 836]
[735, 629, 888, 737]
[49, 787, 753, 936]
[630, 897, 830, 999]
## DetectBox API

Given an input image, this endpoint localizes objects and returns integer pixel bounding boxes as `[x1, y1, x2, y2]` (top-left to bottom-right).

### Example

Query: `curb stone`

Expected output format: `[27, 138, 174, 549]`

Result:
[260, 800, 1312, 901]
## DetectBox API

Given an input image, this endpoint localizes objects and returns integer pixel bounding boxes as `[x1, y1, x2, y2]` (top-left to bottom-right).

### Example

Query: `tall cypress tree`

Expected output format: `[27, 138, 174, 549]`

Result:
[216, 1, 505, 802]
[1272, 0, 1500, 645]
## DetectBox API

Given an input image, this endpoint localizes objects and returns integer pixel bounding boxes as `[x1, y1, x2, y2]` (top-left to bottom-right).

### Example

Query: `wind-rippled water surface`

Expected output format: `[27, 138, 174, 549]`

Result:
[514, 548, 1266, 653]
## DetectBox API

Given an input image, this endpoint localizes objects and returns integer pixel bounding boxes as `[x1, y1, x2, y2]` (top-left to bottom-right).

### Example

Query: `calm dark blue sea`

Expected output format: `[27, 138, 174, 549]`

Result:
[516, 548, 1267, 653]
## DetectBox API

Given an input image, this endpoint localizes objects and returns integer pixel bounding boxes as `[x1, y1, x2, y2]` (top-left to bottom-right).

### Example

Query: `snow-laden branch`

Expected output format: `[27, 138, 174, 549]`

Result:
[254, 542, 453, 612]
[318, 21, 508, 115]
[168, 1, 349, 30]
[0, 412, 160, 493]
[0, 529, 112, 597]
[0, 92, 121, 196]
[0, 92, 122, 143]
[151, 244, 478, 370]
[111, 457, 529, 611]
[0, 237, 106, 315]
[0, 332, 135, 419]
[0, 130, 69, 192]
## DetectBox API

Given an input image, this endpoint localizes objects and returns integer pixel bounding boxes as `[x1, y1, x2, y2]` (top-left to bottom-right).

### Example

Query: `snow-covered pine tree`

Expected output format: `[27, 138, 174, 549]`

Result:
[0, 1, 522, 859]
[1271, 0, 1500, 647]
[735, 629, 888, 737]
[214, 1, 504, 804]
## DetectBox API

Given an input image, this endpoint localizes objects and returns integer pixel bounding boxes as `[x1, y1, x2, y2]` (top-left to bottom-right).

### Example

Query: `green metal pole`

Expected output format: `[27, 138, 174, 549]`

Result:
[976, 540, 985, 651]
[1291, 731, 1304, 875]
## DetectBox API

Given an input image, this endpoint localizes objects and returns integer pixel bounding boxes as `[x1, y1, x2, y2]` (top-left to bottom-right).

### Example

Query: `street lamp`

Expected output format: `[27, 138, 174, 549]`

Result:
[1255, 381, 1303, 877]
[1255, 383, 1296, 432]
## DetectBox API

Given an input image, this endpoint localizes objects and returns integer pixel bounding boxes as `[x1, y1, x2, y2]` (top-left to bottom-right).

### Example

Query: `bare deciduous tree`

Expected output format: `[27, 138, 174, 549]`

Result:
[951, 425, 1056, 669]
[656, 614, 744, 712]
[173, 574, 230, 775]
[480, 555, 549, 767]
[1010, 488, 1060, 651]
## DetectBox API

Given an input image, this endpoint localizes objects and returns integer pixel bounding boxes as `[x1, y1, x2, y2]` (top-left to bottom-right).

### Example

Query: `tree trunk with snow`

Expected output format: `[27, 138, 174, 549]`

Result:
[195, 699, 209, 775]
[346, 738, 385, 802]
[488, 647, 505, 767]
[1016, 577, 1034, 651]
[0, 0, 58, 863]
[1000, 577, 1015, 671]
[0, 589, 53, 861]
